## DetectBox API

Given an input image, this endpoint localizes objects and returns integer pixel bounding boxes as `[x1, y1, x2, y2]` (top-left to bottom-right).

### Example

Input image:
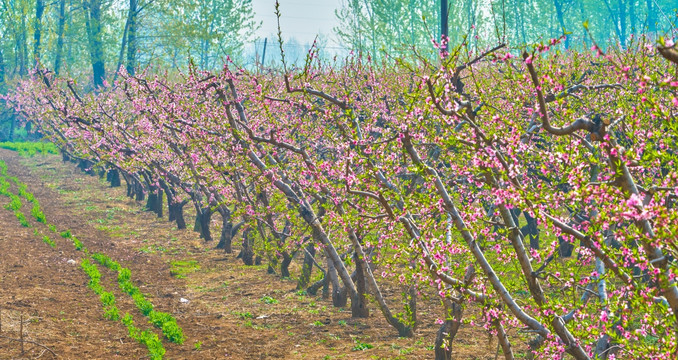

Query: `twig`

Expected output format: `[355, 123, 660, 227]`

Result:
[0, 335, 58, 358]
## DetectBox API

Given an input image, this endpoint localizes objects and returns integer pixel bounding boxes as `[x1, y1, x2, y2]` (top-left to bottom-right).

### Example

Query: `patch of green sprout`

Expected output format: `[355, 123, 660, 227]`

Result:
[15, 211, 30, 227]
[352, 338, 374, 351]
[42, 235, 56, 248]
[261, 295, 278, 305]
[122, 313, 166, 360]
[169, 260, 200, 279]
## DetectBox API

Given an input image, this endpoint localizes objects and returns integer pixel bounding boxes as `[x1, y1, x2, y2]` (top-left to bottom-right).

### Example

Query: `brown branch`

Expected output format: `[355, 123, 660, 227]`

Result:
[0, 335, 58, 358]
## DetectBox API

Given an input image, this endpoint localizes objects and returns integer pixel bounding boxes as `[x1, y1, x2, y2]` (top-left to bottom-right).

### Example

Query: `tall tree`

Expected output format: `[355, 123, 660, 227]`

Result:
[646, 0, 656, 33]
[32, 0, 44, 66]
[552, 0, 569, 49]
[126, 0, 137, 76]
[84, 0, 106, 87]
[0, 47, 5, 86]
[54, 0, 66, 75]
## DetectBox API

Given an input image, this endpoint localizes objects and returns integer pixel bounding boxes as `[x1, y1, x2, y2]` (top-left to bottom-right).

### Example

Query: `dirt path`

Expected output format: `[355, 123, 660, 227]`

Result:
[0, 149, 500, 360]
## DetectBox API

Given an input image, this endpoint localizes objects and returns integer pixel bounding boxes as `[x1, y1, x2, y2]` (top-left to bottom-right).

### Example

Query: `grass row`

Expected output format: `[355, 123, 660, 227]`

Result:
[0, 159, 170, 359]
[92, 252, 185, 344]
[0, 161, 48, 227]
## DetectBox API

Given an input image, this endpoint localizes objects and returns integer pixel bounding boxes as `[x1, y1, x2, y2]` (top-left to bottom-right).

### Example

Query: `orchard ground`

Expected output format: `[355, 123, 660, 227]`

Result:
[0, 148, 510, 359]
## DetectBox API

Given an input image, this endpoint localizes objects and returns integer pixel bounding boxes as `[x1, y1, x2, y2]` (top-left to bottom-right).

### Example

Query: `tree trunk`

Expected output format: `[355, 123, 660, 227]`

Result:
[297, 242, 315, 289]
[239, 228, 254, 266]
[628, 0, 636, 37]
[552, 0, 569, 49]
[328, 258, 347, 307]
[54, 0, 66, 74]
[647, 0, 655, 34]
[280, 251, 293, 278]
[84, 0, 106, 88]
[113, 8, 130, 79]
[126, 0, 138, 76]
[18, 10, 28, 75]
[351, 252, 370, 318]
[618, 0, 626, 47]
[193, 206, 213, 242]
[434, 300, 463, 360]
[0, 47, 5, 85]
[171, 201, 187, 229]
[33, 0, 45, 66]
[107, 169, 121, 187]
[216, 207, 233, 252]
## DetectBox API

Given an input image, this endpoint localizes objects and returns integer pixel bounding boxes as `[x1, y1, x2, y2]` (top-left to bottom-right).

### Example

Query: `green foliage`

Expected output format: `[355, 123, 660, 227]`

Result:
[59, 230, 72, 238]
[194, 341, 202, 351]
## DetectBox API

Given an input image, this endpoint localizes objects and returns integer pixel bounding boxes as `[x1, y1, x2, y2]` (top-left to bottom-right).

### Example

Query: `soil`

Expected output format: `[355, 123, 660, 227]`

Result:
[0, 149, 509, 359]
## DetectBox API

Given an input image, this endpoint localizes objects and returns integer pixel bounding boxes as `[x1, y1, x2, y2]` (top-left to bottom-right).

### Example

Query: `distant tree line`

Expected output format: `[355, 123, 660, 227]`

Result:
[335, 0, 677, 60]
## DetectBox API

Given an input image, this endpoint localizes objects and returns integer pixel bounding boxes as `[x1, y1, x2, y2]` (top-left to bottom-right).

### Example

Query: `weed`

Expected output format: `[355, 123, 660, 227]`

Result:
[42, 235, 56, 248]
[31, 202, 46, 223]
[352, 338, 374, 351]
[194, 341, 202, 351]
[233, 311, 254, 319]
[15, 211, 30, 227]
[170, 260, 200, 279]
[261, 295, 279, 305]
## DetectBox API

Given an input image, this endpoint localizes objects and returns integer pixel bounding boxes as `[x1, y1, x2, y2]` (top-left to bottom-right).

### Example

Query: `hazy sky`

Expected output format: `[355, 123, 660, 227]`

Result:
[252, 0, 344, 46]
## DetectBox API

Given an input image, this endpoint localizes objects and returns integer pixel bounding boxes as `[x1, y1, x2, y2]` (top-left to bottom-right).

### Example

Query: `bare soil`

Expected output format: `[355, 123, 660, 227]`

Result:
[0, 149, 505, 359]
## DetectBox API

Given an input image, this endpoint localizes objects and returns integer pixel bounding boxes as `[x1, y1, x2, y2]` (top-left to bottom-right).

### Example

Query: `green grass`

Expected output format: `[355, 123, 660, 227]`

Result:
[0, 141, 58, 157]
[170, 260, 200, 279]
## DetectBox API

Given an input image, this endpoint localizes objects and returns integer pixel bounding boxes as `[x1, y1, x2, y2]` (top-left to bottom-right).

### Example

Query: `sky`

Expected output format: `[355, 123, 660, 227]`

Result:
[251, 0, 344, 47]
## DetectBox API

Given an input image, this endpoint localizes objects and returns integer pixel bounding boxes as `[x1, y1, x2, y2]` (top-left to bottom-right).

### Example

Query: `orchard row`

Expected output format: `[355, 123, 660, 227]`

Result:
[7, 38, 678, 359]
